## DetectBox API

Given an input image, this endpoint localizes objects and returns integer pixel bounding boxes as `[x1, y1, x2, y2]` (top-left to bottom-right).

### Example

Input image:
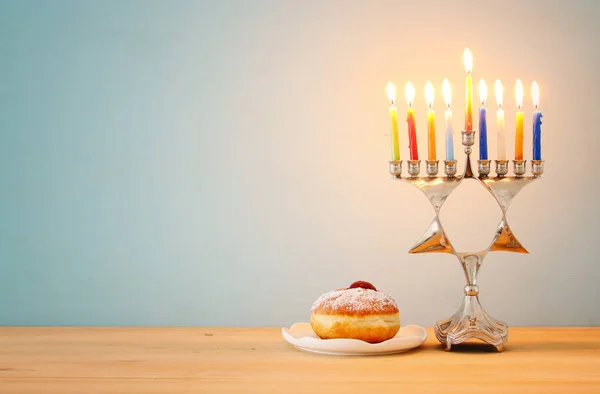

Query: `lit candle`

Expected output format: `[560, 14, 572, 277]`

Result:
[532, 81, 543, 160]
[443, 78, 454, 160]
[405, 82, 419, 160]
[387, 82, 400, 161]
[478, 79, 488, 160]
[495, 80, 506, 160]
[425, 81, 436, 161]
[464, 48, 473, 131]
[515, 79, 524, 160]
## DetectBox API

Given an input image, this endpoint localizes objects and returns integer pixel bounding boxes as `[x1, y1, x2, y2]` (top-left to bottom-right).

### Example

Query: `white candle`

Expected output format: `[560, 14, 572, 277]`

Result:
[495, 80, 506, 160]
[497, 108, 506, 160]
[442, 78, 454, 160]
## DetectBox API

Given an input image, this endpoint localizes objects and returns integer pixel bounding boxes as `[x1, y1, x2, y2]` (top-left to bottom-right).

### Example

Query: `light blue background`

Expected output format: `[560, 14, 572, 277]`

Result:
[1, 0, 599, 326]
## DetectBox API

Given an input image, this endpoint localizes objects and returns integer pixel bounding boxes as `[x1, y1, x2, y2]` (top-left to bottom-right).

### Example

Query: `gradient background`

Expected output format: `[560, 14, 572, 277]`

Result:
[1, 0, 599, 326]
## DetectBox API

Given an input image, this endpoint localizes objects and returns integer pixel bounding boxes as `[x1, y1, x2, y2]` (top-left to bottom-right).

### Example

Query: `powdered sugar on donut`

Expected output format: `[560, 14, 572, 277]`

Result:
[311, 288, 399, 315]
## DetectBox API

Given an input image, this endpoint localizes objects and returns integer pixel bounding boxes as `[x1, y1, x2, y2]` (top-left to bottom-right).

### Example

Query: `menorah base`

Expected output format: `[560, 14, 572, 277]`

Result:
[434, 295, 508, 352]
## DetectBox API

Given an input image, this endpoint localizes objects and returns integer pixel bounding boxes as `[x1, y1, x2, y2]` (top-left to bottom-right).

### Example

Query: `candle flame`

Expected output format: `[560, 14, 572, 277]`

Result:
[405, 81, 415, 107]
[515, 79, 524, 110]
[463, 48, 472, 75]
[425, 81, 434, 109]
[532, 81, 540, 109]
[495, 80, 503, 109]
[479, 79, 487, 107]
[442, 78, 451, 108]
[386, 82, 396, 105]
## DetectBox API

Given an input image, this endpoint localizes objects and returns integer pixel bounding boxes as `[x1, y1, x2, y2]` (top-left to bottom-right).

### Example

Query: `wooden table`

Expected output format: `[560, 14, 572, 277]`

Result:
[1, 327, 599, 393]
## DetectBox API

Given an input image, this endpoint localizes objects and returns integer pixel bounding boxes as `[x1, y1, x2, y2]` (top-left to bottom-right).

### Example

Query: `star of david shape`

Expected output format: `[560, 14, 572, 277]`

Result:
[400, 160, 538, 257]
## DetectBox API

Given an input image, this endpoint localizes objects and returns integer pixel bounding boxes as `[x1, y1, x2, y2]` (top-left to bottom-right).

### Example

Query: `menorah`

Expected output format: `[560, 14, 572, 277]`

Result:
[389, 129, 544, 351]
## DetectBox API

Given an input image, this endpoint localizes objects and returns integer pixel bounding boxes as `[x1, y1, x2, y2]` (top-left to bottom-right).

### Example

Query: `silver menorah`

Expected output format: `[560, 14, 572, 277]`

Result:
[389, 129, 544, 351]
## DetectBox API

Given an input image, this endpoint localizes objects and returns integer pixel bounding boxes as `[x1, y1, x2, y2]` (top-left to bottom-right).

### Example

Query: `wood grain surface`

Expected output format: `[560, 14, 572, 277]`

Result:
[0, 327, 599, 393]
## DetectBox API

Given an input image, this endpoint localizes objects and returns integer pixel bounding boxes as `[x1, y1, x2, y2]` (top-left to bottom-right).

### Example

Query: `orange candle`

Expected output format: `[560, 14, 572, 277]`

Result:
[425, 81, 436, 160]
[515, 79, 524, 160]
[464, 48, 473, 131]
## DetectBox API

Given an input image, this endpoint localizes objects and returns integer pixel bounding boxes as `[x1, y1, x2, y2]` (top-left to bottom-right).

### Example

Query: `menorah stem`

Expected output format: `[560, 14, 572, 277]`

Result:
[461, 130, 476, 178]
[464, 154, 474, 178]
[460, 254, 480, 295]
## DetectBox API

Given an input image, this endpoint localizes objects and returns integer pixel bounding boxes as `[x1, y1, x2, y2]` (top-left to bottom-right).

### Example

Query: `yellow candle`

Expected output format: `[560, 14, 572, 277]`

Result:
[464, 48, 473, 131]
[515, 79, 524, 160]
[387, 82, 400, 161]
[425, 81, 436, 160]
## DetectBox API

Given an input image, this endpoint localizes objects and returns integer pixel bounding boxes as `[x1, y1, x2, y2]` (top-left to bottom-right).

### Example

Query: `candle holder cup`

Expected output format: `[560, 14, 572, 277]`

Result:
[444, 160, 457, 177]
[477, 160, 491, 178]
[407, 160, 421, 178]
[513, 160, 526, 177]
[389, 129, 543, 352]
[461, 130, 476, 154]
[532, 160, 544, 177]
[495, 160, 509, 177]
[426, 160, 439, 177]
[389, 160, 403, 179]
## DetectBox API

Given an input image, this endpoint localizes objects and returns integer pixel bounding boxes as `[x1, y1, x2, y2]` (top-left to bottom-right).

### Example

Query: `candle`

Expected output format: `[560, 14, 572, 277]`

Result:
[478, 79, 488, 160]
[387, 82, 400, 161]
[495, 80, 506, 160]
[515, 79, 524, 160]
[425, 81, 436, 161]
[532, 81, 543, 160]
[442, 78, 454, 160]
[405, 82, 419, 160]
[464, 48, 473, 131]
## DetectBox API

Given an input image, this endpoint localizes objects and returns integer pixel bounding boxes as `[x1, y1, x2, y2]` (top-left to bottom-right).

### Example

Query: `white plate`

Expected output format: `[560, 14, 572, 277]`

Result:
[282, 322, 428, 356]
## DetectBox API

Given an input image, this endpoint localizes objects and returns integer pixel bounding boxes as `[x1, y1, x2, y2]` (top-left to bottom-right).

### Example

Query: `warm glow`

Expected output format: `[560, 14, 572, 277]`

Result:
[515, 79, 524, 110]
[495, 80, 503, 109]
[479, 79, 487, 106]
[405, 82, 415, 107]
[442, 78, 451, 108]
[425, 81, 434, 108]
[463, 48, 472, 74]
[386, 82, 396, 105]
[532, 81, 540, 109]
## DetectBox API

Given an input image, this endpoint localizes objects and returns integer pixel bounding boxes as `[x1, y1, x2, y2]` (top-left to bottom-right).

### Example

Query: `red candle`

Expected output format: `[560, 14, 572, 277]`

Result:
[405, 82, 419, 160]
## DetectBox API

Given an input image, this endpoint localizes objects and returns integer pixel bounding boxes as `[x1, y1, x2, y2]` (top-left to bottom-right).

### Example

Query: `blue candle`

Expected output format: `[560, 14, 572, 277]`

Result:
[445, 107, 454, 160]
[442, 78, 454, 161]
[532, 82, 543, 160]
[478, 79, 488, 160]
[533, 111, 543, 160]
[479, 107, 488, 160]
